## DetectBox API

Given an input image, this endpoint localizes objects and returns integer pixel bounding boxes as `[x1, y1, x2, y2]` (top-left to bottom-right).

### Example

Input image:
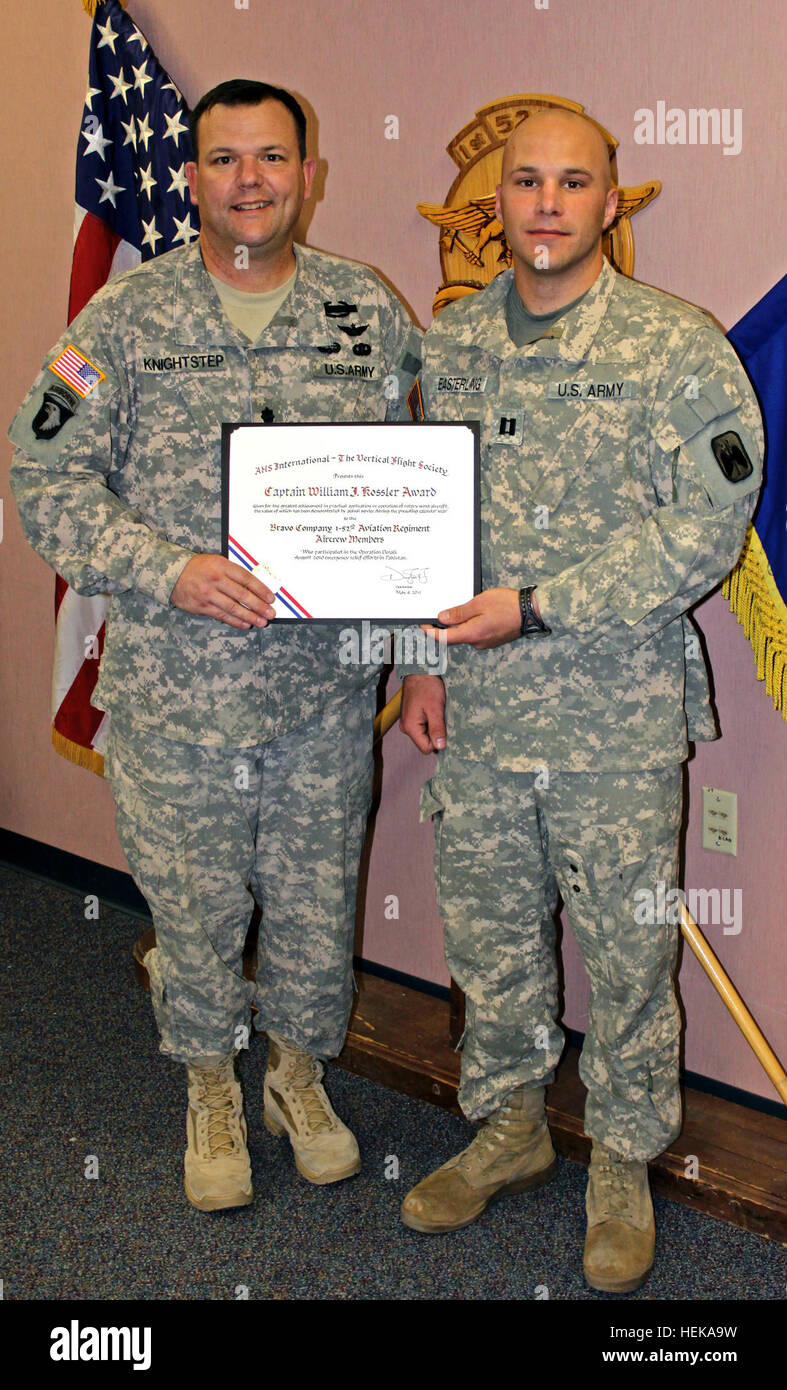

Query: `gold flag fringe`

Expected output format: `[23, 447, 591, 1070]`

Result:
[82, 0, 127, 16]
[722, 524, 787, 719]
[52, 727, 106, 777]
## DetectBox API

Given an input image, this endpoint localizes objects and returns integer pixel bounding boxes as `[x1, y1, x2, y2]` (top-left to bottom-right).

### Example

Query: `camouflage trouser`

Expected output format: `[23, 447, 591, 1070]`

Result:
[105, 682, 377, 1064]
[420, 750, 684, 1160]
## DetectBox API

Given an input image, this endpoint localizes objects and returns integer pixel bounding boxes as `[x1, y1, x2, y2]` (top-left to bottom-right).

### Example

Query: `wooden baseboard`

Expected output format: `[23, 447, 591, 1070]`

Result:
[336, 971, 787, 1244]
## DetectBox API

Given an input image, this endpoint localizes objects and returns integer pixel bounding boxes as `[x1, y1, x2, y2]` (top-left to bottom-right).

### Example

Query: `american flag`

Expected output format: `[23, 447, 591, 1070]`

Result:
[54, 0, 199, 772]
[49, 345, 106, 397]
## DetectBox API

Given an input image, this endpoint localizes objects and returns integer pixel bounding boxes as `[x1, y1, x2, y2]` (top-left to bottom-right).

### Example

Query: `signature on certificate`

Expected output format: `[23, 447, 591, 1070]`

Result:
[381, 565, 429, 585]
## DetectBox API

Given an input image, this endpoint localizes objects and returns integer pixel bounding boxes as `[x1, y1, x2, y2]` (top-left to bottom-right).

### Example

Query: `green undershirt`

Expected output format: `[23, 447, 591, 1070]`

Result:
[505, 281, 590, 347]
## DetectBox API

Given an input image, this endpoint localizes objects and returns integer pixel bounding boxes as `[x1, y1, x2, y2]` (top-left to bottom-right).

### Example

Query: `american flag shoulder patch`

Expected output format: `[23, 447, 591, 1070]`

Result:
[48, 345, 106, 398]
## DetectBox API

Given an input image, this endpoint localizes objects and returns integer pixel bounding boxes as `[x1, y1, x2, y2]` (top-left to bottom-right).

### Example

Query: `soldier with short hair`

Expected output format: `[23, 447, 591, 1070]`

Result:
[398, 108, 762, 1291]
[9, 78, 420, 1213]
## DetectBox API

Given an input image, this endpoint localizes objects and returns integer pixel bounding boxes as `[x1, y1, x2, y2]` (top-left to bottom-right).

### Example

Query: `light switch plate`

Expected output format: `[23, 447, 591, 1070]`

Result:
[701, 787, 738, 856]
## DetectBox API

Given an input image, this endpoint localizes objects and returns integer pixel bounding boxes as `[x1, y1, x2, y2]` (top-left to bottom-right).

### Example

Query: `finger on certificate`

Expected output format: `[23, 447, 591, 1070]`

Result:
[227, 588, 275, 621]
[231, 565, 275, 607]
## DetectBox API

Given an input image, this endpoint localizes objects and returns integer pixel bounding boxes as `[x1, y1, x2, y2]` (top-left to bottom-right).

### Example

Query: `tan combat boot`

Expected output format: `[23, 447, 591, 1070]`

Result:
[583, 1140, 655, 1292]
[183, 1053, 253, 1212]
[400, 1085, 557, 1233]
[263, 1032, 361, 1184]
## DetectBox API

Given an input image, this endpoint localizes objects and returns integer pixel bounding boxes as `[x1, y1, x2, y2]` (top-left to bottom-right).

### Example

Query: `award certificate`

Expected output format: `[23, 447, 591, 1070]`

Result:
[221, 422, 479, 621]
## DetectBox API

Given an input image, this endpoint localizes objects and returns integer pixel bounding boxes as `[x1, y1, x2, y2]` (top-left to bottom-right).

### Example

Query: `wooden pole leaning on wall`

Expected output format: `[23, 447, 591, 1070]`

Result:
[678, 902, 787, 1105]
[374, 688, 787, 1105]
[373, 688, 403, 743]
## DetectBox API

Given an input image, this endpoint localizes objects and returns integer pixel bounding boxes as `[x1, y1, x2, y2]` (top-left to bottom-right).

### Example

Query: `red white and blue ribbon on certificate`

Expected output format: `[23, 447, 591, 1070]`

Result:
[227, 535, 313, 620]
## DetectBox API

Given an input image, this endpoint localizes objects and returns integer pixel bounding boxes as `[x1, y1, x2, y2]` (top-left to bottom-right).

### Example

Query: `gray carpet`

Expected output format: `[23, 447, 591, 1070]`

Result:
[1, 863, 784, 1302]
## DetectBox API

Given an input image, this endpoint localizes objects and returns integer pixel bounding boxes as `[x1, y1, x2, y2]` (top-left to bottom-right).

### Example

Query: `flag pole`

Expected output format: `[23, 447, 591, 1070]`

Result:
[374, 689, 787, 1103]
[679, 902, 787, 1104]
[373, 688, 402, 742]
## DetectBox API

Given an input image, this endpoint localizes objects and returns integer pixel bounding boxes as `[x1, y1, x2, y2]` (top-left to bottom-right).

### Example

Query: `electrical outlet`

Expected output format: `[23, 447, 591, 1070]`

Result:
[701, 787, 738, 855]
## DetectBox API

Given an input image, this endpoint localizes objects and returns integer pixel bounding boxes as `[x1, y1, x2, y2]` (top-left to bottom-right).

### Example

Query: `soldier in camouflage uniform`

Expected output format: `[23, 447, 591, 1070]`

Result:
[398, 109, 762, 1291]
[9, 80, 420, 1212]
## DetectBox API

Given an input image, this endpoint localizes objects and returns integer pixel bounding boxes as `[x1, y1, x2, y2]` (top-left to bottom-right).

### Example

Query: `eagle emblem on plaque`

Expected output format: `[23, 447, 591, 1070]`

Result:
[418, 94, 660, 315]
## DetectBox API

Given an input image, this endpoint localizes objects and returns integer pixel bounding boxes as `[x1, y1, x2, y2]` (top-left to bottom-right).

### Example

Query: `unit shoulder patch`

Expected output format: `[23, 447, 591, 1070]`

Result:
[710, 430, 753, 483]
[32, 383, 80, 440]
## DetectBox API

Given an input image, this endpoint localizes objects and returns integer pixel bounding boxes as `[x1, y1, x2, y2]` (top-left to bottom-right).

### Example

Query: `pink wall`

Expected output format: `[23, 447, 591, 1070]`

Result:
[1, 0, 784, 1099]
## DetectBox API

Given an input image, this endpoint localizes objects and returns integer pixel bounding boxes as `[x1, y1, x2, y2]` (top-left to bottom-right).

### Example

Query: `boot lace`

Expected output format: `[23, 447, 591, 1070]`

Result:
[285, 1051, 334, 1133]
[193, 1064, 243, 1157]
[457, 1096, 520, 1172]
[593, 1151, 638, 1220]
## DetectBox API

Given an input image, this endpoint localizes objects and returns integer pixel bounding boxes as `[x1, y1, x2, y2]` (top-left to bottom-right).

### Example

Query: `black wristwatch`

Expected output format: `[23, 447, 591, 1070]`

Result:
[519, 585, 552, 638]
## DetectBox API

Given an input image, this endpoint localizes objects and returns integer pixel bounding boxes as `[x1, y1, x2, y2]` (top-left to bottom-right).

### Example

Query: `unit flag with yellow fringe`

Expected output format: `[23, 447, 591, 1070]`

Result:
[723, 275, 787, 718]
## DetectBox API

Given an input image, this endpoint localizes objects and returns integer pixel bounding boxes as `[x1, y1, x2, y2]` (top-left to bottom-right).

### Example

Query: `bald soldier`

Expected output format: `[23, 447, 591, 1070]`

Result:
[397, 109, 762, 1291]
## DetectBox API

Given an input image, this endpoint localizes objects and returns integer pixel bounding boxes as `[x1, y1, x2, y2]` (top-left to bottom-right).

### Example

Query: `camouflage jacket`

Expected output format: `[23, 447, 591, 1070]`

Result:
[9, 241, 421, 744]
[400, 259, 763, 771]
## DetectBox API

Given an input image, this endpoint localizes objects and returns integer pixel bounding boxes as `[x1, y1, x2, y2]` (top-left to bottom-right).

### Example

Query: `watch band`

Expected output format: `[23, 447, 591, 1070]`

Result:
[519, 585, 552, 637]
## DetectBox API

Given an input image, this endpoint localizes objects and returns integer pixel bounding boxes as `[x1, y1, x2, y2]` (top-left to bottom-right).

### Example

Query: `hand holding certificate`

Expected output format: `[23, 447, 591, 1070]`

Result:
[222, 422, 479, 621]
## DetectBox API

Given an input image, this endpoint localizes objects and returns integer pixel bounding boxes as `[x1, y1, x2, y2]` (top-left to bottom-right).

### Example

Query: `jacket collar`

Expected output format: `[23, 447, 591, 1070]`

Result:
[172, 241, 334, 349]
[439, 257, 619, 364]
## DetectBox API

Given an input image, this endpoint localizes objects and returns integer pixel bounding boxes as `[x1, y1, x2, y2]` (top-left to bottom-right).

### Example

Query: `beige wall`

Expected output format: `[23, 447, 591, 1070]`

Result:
[1, 0, 785, 1098]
